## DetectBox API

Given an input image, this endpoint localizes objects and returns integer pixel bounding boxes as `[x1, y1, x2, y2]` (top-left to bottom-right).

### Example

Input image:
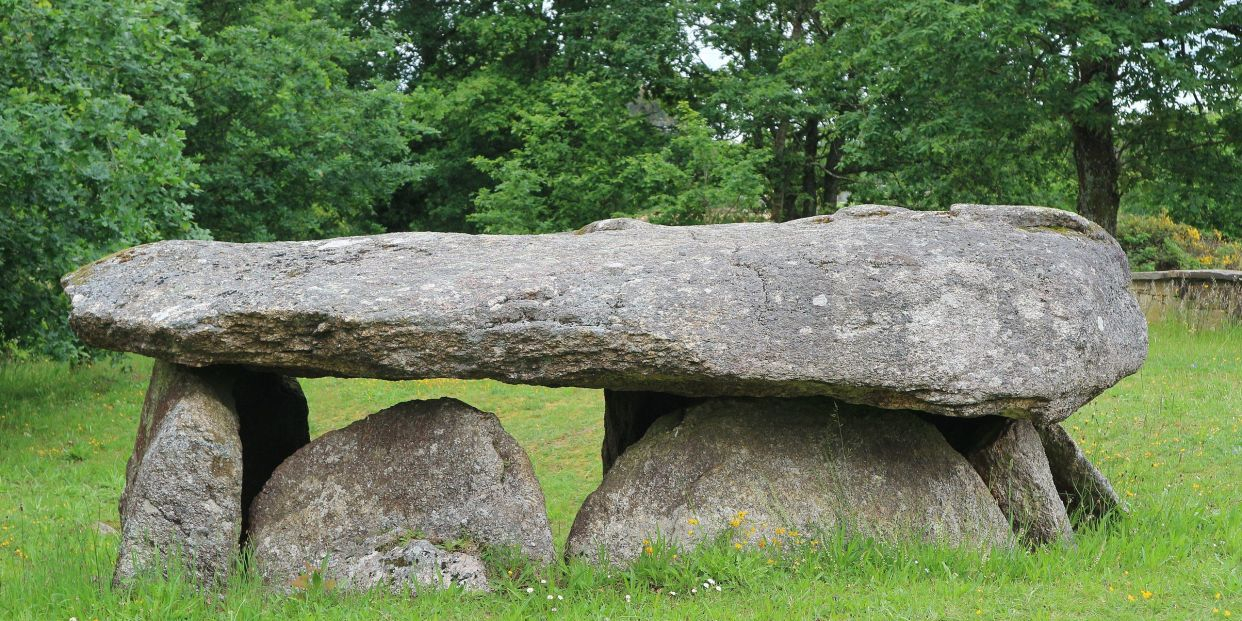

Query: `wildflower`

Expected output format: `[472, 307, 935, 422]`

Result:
[733, 542, 743, 550]
[540, 579, 548, 584]
[707, 578, 716, 585]
[1225, 611, 1232, 618]
[687, 518, 699, 526]
[625, 594, 631, 602]
[1141, 590, 1152, 599]
[691, 588, 698, 594]
[669, 591, 677, 596]
[547, 595, 554, 600]
[1127, 594, 1136, 602]
[644, 546, 654, 555]
[550, 608, 557, 612]
[729, 518, 742, 528]
[526, 587, 534, 594]
[557, 595, 563, 600]
[715, 585, 722, 592]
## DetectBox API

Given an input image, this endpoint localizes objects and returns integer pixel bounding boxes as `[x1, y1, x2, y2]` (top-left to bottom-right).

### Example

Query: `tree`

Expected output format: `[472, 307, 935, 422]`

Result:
[185, 0, 426, 241]
[694, 0, 844, 221]
[818, 0, 1242, 234]
[0, 0, 201, 357]
[469, 79, 768, 232]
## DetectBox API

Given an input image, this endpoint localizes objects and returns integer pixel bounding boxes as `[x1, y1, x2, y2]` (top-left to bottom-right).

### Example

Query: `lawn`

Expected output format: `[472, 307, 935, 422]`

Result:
[0, 320, 1237, 619]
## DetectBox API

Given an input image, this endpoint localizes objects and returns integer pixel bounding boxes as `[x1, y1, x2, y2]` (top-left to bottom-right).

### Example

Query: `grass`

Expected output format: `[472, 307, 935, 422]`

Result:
[0, 320, 1238, 619]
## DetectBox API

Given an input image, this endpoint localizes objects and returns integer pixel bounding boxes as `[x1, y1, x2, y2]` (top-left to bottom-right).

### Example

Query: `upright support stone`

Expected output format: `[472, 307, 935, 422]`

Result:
[115, 362, 308, 587]
[248, 398, 554, 593]
[569, 398, 1015, 565]
[967, 420, 1074, 546]
[1037, 423, 1121, 520]
[601, 390, 701, 474]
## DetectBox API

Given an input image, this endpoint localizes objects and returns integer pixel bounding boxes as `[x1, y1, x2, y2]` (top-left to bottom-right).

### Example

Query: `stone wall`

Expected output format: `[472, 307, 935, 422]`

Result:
[1130, 270, 1242, 324]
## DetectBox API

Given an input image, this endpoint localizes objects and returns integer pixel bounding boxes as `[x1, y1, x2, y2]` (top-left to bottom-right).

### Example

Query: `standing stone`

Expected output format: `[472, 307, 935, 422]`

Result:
[1037, 423, 1121, 520]
[115, 361, 308, 586]
[567, 398, 1014, 565]
[248, 398, 554, 594]
[967, 420, 1074, 546]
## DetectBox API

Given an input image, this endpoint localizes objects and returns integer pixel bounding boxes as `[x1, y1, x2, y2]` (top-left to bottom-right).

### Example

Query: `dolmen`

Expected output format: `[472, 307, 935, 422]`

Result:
[63, 204, 1147, 590]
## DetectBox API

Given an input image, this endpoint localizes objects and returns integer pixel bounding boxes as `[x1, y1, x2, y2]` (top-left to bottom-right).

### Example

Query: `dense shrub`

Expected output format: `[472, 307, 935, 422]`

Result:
[1116, 212, 1242, 272]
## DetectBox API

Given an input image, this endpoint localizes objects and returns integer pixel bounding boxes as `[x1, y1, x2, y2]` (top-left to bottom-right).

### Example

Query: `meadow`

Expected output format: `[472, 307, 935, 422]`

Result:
[0, 320, 1237, 619]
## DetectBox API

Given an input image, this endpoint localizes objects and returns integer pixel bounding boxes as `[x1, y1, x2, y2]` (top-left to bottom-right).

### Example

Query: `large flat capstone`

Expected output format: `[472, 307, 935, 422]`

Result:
[64, 204, 1147, 423]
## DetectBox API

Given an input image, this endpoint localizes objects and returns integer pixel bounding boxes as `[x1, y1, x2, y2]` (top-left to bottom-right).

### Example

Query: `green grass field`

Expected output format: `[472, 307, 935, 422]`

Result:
[0, 320, 1238, 619]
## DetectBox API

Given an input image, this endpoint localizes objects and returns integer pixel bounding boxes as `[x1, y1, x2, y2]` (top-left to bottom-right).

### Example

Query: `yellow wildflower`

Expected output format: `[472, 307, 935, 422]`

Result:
[687, 518, 699, 526]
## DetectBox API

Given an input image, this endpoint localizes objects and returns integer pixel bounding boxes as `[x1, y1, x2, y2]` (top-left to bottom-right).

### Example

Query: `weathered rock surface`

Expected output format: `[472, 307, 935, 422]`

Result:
[566, 398, 1014, 564]
[115, 361, 307, 586]
[1037, 423, 1121, 520]
[248, 398, 553, 593]
[64, 204, 1146, 423]
[967, 420, 1074, 546]
[344, 538, 490, 594]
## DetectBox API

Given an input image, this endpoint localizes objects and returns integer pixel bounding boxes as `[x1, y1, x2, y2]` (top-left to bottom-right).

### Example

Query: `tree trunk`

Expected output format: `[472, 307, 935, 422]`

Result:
[822, 135, 844, 211]
[799, 116, 820, 219]
[1071, 123, 1120, 235]
[1070, 59, 1121, 235]
[771, 120, 789, 221]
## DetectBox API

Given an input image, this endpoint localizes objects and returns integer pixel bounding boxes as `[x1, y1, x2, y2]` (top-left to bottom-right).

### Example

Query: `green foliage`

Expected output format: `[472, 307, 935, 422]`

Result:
[814, 0, 1242, 232]
[4, 0, 1240, 357]
[185, 0, 427, 242]
[469, 79, 767, 233]
[1117, 213, 1242, 272]
[388, 69, 531, 233]
[0, 0, 202, 358]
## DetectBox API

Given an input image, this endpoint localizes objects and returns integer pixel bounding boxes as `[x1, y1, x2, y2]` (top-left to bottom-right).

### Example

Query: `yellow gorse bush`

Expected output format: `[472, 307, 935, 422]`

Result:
[1117, 212, 1242, 271]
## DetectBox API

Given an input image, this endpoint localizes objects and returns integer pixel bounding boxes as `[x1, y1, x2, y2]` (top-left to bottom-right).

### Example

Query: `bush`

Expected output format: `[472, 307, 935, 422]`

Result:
[1116, 212, 1242, 272]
